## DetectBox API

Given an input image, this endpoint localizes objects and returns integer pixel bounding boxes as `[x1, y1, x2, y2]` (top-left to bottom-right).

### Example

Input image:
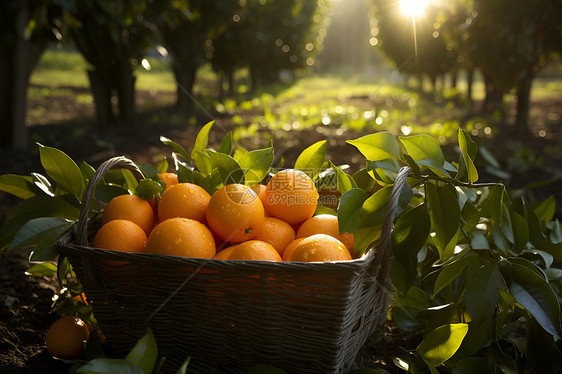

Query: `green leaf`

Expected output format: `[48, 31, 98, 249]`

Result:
[352, 168, 376, 192]
[504, 262, 562, 339]
[367, 158, 401, 185]
[347, 132, 400, 161]
[391, 260, 417, 295]
[25, 262, 57, 277]
[330, 162, 357, 194]
[0, 195, 79, 249]
[135, 179, 164, 201]
[470, 233, 490, 250]
[125, 328, 158, 374]
[191, 121, 215, 172]
[155, 158, 169, 174]
[353, 225, 382, 256]
[294, 140, 327, 179]
[400, 135, 451, 177]
[122, 169, 139, 195]
[433, 255, 478, 298]
[176, 357, 191, 374]
[535, 195, 556, 222]
[359, 184, 412, 230]
[38, 143, 84, 198]
[160, 136, 191, 162]
[77, 358, 143, 374]
[31, 173, 54, 197]
[510, 211, 529, 252]
[218, 132, 233, 155]
[80, 161, 96, 182]
[8, 217, 74, 253]
[457, 128, 479, 183]
[208, 150, 244, 185]
[465, 263, 505, 322]
[392, 204, 430, 268]
[451, 357, 490, 374]
[417, 324, 469, 367]
[337, 188, 367, 234]
[192, 150, 215, 175]
[448, 319, 494, 365]
[0, 174, 36, 199]
[426, 183, 461, 259]
[237, 147, 275, 186]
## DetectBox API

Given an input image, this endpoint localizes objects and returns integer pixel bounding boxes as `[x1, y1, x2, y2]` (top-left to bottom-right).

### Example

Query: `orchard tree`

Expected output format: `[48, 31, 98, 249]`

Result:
[207, 0, 329, 93]
[369, 0, 455, 91]
[151, 0, 239, 114]
[466, 0, 562, 135]
[0, 0, 62, 150]
[63, 0, 154, 128]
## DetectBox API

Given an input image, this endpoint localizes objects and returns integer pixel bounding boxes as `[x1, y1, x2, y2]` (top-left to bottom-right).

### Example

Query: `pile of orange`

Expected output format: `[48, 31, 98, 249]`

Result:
[93, 169, 355, 263]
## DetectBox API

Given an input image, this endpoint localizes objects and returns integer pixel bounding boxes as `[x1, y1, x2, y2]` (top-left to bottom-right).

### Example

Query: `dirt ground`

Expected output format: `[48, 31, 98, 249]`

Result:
[1, 84, 561, 373]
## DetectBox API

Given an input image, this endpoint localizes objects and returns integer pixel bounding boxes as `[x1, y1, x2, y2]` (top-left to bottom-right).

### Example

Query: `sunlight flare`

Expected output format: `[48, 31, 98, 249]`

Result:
[400, 0, 430, 18]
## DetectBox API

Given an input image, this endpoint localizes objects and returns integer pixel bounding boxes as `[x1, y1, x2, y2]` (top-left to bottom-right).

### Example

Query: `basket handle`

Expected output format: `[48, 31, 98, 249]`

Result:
[369, 165, 412, 275]
[76, 156, 145, 246]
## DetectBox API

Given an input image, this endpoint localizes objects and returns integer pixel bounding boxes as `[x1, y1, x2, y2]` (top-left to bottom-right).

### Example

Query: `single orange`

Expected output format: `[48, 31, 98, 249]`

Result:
[213, 245, 235, 260]
[145, 217, 216, 258]
[253, 217, 296, 257]
[262, 169, 319, 226]
[94, 219, 147, 253]
[157, 183, 211, 223]
[296, 214, 354, 252]
[158, 172, 179, 190]
[222, 240, 282, 261]
[45, 316, 90, 359]
[101, 194, 154, 235]
[282, 234, 352, 262]
[206, 184, 265, 243]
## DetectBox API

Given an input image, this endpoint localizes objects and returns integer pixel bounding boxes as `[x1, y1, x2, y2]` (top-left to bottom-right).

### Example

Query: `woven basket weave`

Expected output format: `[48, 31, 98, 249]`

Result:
[56, 156, 411, 373]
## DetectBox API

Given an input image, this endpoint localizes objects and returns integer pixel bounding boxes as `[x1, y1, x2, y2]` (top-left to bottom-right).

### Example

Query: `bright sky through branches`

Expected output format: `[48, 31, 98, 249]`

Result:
[400, 0, 430, 17]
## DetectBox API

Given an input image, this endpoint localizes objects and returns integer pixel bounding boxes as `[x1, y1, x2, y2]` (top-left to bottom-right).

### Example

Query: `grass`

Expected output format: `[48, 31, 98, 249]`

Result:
[29, 49, 562, 146]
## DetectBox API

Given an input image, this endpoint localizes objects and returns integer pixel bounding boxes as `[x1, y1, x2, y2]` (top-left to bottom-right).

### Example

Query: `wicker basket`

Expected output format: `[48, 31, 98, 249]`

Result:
[56, 156, 411, 373]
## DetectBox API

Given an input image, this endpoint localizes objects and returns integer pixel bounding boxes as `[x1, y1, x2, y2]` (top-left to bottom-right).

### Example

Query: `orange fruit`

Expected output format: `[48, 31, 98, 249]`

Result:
[206, 184, 265, 243]
[214, 245, 235, 260]
[262, 169, 319, 226]
[101, 194, 155, 235]
[253, 217, 296, 256]
[251, 183, 269, 216]
[250, 183, 267, 204]
[94, 219, 147, 253]
[157, 183, 211, 223]
[145, 217, 215, 258]
[45, 316, 90, 359]
[282, 234, 352, 262]
[222, 240, 282, 261]
[296, 214, 354, 252]
[158, 172, 179, 190]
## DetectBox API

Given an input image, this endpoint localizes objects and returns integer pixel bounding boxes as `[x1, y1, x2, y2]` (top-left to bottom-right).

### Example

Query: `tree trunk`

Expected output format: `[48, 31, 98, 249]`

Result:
[466, 68, 474, 103]
[173, 64, 197, 115]
[0, 2, 46, 150]
[450, 71, 457, 90]
[115, 64, 136, 125]
[515, 72, 533, 138]
[87, 70, 114, 129]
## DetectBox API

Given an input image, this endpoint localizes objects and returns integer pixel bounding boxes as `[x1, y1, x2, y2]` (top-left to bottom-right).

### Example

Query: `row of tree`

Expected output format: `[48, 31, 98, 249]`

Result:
[1, 0, 329, 149]
[369, 0, 562, 135]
